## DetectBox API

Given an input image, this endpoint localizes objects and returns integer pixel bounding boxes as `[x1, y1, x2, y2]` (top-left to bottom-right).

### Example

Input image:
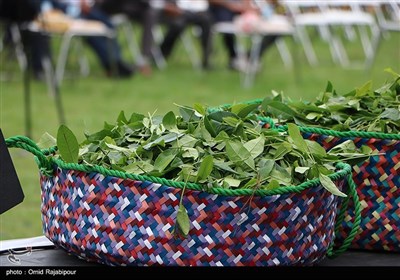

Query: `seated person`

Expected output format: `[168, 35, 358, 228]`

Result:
[97, 0, 157, 76]
[46, 0, 134, 78]
[209, 0, 279, 71]
[151, 0, 213, 70]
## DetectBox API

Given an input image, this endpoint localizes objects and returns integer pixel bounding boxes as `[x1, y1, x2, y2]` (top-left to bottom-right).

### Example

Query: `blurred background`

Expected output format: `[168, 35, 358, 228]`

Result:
[1, 0, 399, 240]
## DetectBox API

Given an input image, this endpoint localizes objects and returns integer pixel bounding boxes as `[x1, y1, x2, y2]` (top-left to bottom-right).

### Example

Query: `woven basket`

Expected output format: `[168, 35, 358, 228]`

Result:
[7, 136, 360, 266]
[258, 117, 400, 252]
[299, 127, 400, 252]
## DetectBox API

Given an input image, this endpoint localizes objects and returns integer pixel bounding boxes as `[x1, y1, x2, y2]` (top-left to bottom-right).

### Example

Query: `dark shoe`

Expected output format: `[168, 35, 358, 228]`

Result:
[33, 71, 45, 81]
[116, 61, 134, 77]
[106, 61, 134, 78]
[202, 63, 215, 71]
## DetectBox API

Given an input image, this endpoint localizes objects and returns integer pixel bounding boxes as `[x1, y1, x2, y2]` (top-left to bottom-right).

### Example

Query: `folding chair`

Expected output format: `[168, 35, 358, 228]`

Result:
[281, 0, 379, 68]
[252, 0, 293, 69]
[366, 0, 400, 69]
[316, 0, 380, 68]
[213, 14, 294, 88]
[110, 14, 146, 67]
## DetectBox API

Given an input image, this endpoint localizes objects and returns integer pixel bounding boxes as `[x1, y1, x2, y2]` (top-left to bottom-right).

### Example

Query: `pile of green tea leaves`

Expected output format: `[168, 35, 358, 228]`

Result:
[259, 74, 400, 133]
[40, 104, 372, 197]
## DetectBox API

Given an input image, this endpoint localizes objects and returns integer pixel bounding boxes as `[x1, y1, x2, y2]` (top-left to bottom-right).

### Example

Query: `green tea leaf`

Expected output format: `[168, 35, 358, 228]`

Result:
[204, 115, 217, 137]
[182, 147, 199, 159]
[162, 111, 177, 130]
[329, 140, 356, 153]
[270, 167, 292, 185]
[57, 125, 79, 163]
[177, 204, 190, 236]
[154, 150, 176, 172]
[295, 166, 309, 174]
[264, 179, 280, 190]
[128, 112, 145, 123]
[384, 67, 400, 78]
[258, 159, 274, 181]
[193, 103, 206, 116]
[261, 100, 297, 120]
[306, 112, 321, 120]
[287, 123, 308, 154]
[243, 136, 265, 158]
[117, 111, 128, 125]
[37, 132, 56, 149]
[273, 142, 292, 160]
[306, 140, 327, 158]
[355, 81, 372, 97]
[381, 108, 400, 121]
[231, 103, 260, 118]
[325, 81, 334, 93]
[223, 177, 241, 188]
[123, 161, 154, 174]
[85, 129, 113, 142]
[196, 155, 214, 182]
[226, 140, 255, 170]
[243, 178, 258, 189]
[214, 161, 238, 174]
[319, 173, 347, 197]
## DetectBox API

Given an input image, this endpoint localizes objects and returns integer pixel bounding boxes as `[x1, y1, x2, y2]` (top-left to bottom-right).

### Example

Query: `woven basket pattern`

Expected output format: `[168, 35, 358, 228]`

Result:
[40, 167, 343, 266]
[304, 132, 400, 252]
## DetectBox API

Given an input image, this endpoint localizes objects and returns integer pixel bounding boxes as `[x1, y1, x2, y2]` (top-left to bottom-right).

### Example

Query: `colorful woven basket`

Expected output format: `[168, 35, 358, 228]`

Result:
[258, 118, 400, 252]
[6, 136, 360, 266]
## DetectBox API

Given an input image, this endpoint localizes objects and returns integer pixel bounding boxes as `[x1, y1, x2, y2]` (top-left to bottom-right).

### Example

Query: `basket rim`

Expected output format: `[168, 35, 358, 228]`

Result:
[209, 99, 400, 140]
[43, 153, 351, 197]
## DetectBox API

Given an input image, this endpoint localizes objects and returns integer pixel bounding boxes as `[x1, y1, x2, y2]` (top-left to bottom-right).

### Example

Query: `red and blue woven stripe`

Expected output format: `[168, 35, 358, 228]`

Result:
[40, 167, 343, 266]
[304, 132, 400, 252]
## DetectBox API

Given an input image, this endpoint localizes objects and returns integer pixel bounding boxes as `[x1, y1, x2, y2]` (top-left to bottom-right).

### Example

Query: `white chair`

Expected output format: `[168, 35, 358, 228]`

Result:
[151, 25, 201, 70]
[110, 13, 165, 70]
[176, 0, 209, 70]
[375, 0, 400, 33]
[213, 14, 294, 88]
[280, 0, 323, 66]
[316, 0, 380, 68]
[366, 0, 400, 69]
[281, 0, 379, 68]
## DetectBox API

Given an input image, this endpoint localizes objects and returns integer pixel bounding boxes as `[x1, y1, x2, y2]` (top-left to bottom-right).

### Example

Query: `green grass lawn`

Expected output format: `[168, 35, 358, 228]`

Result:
[1, 30, 399, 240]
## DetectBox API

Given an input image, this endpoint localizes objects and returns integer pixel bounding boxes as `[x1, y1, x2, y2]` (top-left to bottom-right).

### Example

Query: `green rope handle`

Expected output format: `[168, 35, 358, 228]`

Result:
[257, 116, 400, 140]
[208, 100, 400, 140]
[298, 126, 400, 140]
[327, 171, 361, 258]
[6, 135, 352, 198]
[5, 135, 54, 176]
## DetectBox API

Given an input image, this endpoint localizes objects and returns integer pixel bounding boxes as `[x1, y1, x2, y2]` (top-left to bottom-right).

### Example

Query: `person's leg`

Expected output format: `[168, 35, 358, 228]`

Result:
[98, 1, 154, 75]
[135, 8, 159, 75]
[80, 8, 133, 77]
[160, 15, 186, 60]
[28, 32, 52, 80]
[209, 5, 238, 65]
[140, 8, 158, 61]
[187, 11, 213, 69]
[257, 35, 279, 58]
